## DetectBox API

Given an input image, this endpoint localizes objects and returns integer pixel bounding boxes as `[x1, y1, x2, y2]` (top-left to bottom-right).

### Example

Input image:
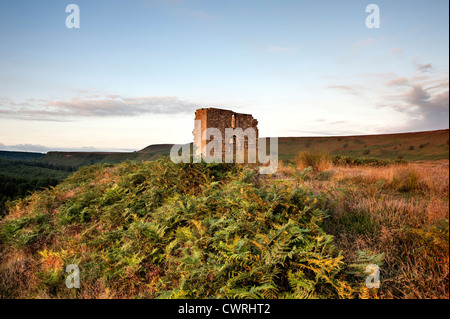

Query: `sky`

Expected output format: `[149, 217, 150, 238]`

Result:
[0, 0, 448, 152]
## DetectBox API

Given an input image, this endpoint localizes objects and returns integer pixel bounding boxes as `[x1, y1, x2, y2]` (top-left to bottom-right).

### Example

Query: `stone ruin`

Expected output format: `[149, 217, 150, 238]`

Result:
[193, 108, 259, 162]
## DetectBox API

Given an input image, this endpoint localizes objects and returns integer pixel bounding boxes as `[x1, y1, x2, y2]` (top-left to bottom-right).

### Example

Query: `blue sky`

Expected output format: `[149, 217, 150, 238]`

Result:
[0, 0, 448, 152]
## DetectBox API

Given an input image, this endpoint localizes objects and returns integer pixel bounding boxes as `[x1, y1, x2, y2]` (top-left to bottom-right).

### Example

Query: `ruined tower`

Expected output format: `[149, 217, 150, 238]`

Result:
[193, 108, 259, 162]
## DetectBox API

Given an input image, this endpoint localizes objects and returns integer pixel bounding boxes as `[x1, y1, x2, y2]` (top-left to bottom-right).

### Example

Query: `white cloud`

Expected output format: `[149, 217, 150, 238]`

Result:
[386, 77, 410, 86]
[384, 78, 449, 130]
[0, 95, 201, 121]
[324, 70, 449, 132]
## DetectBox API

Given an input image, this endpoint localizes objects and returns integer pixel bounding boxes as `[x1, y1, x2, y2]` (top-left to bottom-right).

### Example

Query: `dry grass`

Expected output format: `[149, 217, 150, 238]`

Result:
[278, 159, 449, 298]
[327, 161, 449, 197]
[295, 149, 332, 172]
[0, 251, 39, 298]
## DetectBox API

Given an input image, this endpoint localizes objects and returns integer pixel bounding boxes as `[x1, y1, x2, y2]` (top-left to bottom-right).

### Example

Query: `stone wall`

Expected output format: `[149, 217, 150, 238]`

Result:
[193, 108, 259, 162]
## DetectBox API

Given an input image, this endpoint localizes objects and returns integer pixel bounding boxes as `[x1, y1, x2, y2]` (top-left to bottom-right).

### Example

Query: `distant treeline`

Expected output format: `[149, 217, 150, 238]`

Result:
[0, 150, 45, 162]
[0, 150, 77, 172]
[0, 158, 71, 216]
[0, 174, 61, 216]
[26, 161, 77, 172]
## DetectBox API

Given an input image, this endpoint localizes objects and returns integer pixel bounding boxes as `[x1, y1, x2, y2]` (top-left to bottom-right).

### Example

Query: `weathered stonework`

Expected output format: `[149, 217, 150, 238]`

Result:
[193, 107, 259, 162]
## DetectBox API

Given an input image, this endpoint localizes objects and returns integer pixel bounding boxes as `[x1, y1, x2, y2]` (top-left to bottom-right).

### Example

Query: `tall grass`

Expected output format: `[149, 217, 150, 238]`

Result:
[290, 160, 449, 298]
[330, 163, 449, 197]
[295, 149, 332, 172]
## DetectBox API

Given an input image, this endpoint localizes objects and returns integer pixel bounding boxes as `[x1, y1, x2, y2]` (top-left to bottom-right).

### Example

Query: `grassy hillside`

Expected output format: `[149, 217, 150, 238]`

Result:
[0, 157, 447, 299]
[30, 129, 449, 170]
[0, 158, 384, 299]
[138, 144, 175, 154]
[0, 146, 175, 216]
[275, 129, 449, 162]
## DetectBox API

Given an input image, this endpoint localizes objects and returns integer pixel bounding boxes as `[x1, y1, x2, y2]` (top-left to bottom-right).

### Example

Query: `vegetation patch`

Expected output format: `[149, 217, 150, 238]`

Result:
[0, 158, 379, 299]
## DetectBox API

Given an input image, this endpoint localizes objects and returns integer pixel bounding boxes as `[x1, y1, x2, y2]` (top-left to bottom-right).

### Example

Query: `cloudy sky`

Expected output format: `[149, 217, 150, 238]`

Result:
[0, 0, 448, 152]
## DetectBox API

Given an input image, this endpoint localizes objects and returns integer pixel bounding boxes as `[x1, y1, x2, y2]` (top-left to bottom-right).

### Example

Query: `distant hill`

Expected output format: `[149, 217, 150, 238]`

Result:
[274, 129, 449, 162]
[138, 143, 175, 153]
[0, 150, 45, 162]
[2, 129, 447, 171]
[37, 151, 168, 169]
[136, 129, 449, 162]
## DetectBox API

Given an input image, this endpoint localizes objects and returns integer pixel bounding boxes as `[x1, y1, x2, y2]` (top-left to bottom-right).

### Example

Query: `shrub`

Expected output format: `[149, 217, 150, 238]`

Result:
[392, 167, 422, 192]
[392, 158, 408, 165]
[332, 155, 391, 167]
[295, 150, 331, 172]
